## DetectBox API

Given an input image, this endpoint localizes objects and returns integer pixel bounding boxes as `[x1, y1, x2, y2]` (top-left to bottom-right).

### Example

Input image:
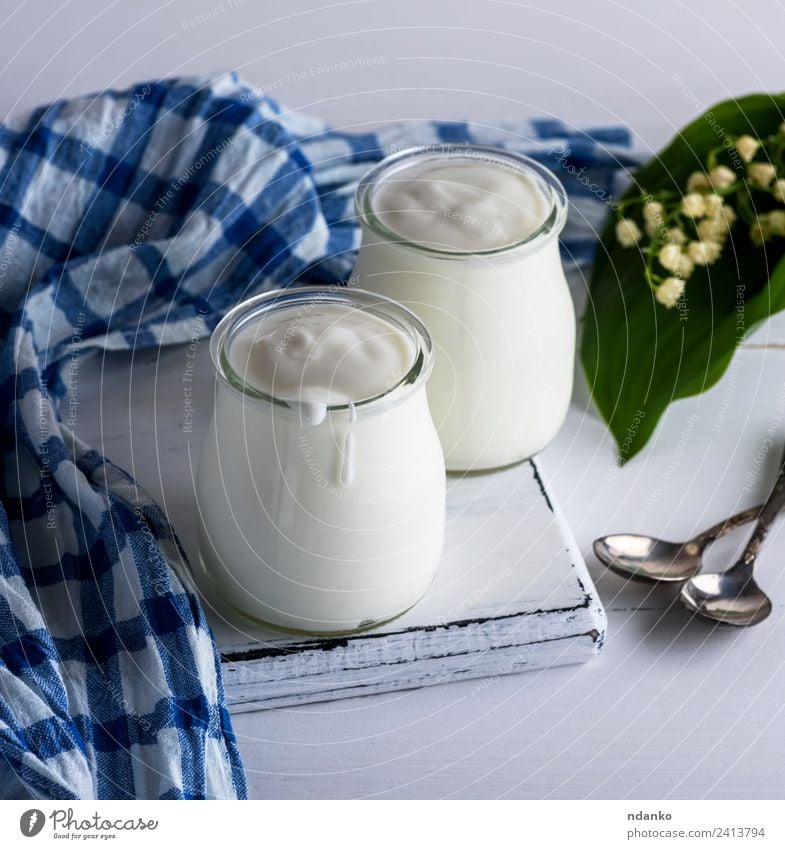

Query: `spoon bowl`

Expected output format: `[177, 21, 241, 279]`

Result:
[680, 565, 772, 626]
[677, 445, 785, 627]
[593, 534, 705, 583]
[593, 504, 767, 584]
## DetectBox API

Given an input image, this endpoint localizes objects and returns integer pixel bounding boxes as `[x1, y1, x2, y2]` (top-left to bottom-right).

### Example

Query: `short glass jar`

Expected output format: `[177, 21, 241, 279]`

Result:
[196, 287, 446, 634]
[352, 145, 573, 472]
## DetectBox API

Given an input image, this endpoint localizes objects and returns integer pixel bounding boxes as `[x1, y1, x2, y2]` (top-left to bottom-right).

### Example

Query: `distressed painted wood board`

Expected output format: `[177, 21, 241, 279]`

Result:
[196, 459, 607, 712]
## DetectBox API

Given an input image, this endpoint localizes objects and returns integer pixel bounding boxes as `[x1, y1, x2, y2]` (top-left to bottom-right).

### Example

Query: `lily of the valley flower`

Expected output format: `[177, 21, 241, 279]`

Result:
[655, 277, 685, 307]
[687, 171, 712, 192]
[658, 243, 695, 278]
[708, 165, 737, 190]
[714, 203, 737, 230]
[697, 218, 725, 242]
[703, 194, 724, 217]
[747, 211, 784, 246]
[767, 210, 785, 237]
[615, 218, 643, 247]
[643, 200, 664, 237]
[750, 218, 770, 246]
[681, 193, 706, 217]
[697, 202, 736, 241]
[687, 239, 722, 265]
[747, 161, 777, 188]
[735, 135, 761, 163]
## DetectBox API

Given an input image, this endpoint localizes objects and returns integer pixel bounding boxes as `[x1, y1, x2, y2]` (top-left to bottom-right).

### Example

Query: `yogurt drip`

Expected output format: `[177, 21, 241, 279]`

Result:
[372, 160, 551, 252]
[227, 302, 414, 484]
[341, 401, 358, 487]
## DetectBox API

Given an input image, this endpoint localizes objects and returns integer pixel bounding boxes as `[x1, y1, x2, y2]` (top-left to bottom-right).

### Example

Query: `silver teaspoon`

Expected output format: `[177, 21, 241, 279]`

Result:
[679, 454, 785, 626]
[593, 504, 767, 583]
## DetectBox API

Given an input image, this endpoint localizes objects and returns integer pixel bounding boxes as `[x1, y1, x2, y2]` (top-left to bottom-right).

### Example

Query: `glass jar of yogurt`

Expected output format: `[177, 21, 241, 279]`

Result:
[197, 287, 445, 634]
[352, 145, 573, 472]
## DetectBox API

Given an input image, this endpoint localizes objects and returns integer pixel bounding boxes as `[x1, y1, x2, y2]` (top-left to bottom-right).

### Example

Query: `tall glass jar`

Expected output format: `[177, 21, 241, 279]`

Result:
[352, 145, 573, 472]
[197, 287, 446, 634]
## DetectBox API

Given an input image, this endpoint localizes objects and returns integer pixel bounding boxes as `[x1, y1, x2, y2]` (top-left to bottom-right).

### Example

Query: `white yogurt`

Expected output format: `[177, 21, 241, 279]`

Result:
[353, 146, 573, 471]
[372, 162, 550, 251]
[197, 289, 446, 634]
[227, 303, 414, 421]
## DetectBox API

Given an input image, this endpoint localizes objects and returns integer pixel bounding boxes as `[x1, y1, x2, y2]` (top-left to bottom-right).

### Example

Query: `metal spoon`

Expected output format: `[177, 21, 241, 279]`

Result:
[593, 504, 767, 583]
[679, 456, 785, 626]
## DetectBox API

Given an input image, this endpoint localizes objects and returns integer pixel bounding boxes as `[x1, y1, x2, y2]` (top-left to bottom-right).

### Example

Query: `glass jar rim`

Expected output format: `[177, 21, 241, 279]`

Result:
[210, 286, 434, 415]
[355, 144, 568, 259]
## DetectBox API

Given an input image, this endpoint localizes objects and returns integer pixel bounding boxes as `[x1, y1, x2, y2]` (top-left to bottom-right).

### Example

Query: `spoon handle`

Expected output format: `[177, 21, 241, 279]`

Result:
[739, 447, 785, 565]
[694, 504, 768, 546]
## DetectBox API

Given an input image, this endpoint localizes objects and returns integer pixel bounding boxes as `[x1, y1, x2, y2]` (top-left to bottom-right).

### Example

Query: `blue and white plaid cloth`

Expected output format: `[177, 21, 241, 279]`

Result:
[0, 73, 638, 800]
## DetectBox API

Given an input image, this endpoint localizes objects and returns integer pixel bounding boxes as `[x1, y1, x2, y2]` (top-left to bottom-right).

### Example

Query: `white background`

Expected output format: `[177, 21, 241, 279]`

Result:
[5, 0, 785, 799]
[5, 0, 785, 152]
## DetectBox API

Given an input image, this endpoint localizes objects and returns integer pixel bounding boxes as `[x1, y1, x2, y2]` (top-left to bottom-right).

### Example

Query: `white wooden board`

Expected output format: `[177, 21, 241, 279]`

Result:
[195, 460, 607, 711]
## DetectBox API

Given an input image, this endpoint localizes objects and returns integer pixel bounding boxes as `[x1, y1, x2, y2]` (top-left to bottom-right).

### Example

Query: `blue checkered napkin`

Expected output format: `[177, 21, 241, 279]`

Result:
[0, 73, 638, 800]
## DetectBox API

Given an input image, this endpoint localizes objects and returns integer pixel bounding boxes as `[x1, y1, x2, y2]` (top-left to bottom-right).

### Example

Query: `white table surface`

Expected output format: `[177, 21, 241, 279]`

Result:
[8, 0, 785, 799]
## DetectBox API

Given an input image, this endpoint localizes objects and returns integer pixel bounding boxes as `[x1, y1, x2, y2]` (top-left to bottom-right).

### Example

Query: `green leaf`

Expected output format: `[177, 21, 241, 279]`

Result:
[581, 93, 785, 463]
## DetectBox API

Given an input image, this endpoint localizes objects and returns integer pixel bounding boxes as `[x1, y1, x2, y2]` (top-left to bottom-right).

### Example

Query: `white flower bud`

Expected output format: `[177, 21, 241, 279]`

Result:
[697, 218, 725, 242]
[767, 210, 785, 237]
[655, 277, 685, 308]
[750, 218, 770, 246]
[687, 171, 711, 192]
[658, 243, 682, 271]
[747, 162, 777, 188]
[665, 227, 687, 245]
[681, 193, 706, 217]
[735, 135, 761, 163]
[772, 179, 785, 203]
[643, 201, 664, 238]
[708, 166, 737, 190]
[703, 194, 724, 217]
[687, 239, 723, 265]
[658, 243, 694, 278]
[717, 204, 737, 229]
[615, 218, 643, 247]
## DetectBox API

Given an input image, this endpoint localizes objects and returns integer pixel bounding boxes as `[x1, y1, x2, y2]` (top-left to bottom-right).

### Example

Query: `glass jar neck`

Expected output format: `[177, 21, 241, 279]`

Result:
[211, 287, 433, 417]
